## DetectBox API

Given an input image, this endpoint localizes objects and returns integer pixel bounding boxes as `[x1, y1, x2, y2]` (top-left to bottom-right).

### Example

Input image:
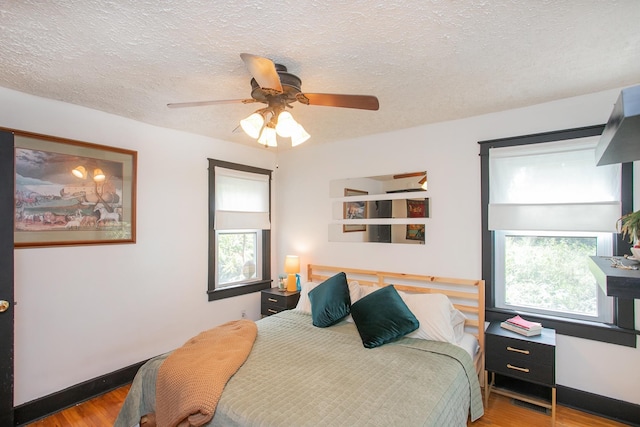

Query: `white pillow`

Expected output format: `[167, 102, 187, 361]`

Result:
[293, 281, 319, 313]
[356, 284, 379, 300]
[294, 280, 361, 314]
[348, 281, 361, 305]
[399, 292, 466, 344]
[345, 284, 379, 322]
[456, 332, 480, 357]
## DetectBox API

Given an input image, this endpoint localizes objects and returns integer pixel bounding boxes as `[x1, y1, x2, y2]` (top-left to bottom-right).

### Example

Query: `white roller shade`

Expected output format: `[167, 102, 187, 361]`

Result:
[489, 137, 621, 232]
[214, 166, 270, 230]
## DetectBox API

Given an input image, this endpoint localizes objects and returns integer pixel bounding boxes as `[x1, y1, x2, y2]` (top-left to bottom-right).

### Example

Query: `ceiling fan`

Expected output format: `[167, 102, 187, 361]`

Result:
[167, 53, 380, 147]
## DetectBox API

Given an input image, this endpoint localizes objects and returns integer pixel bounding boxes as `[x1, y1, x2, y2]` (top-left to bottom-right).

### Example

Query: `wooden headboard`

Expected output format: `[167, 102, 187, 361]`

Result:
[307, 264, 486, 380]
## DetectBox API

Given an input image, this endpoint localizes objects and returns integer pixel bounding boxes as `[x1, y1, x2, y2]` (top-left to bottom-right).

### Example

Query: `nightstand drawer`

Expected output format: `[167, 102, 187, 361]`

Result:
[486, 353, 554, 385]
[486, 334, 554, 366]
[261, 291, 299, 309]
[262, 303, 286, 316]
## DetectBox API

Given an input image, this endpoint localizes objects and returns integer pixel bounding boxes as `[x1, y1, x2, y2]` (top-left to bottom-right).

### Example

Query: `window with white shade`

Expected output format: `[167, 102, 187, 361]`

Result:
[488, 136, 621, 322]
[214, 167, 271, 230]
[481, 126, 636, 347]
[208, 160, 272, 301]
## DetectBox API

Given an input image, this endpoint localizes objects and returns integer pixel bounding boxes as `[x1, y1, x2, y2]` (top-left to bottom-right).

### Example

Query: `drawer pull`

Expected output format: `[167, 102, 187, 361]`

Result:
[507, 364, 530, 373]
[268, 298, 278, 303]
[268, 309, 278, 314]
[507, 346, 530, 355]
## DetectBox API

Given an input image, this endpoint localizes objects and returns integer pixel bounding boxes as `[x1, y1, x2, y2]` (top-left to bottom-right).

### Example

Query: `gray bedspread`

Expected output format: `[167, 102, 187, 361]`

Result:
[116, 310, 483, 427]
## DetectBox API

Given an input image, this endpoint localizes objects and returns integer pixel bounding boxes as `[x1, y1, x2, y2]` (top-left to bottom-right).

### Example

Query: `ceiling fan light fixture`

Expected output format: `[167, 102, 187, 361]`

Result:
[290, 123, 310, 147]
[275, 111, 298, 137]
[169, 54, 378, 148]
[240, 112, 265, 139]
[258, 125, 278, 147]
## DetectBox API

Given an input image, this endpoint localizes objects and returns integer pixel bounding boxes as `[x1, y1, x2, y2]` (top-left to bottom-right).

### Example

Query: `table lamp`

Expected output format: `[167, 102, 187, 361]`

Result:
[284, 255, 300, 292]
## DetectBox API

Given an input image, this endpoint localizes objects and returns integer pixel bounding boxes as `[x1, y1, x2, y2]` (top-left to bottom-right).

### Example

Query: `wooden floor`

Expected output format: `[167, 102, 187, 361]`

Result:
[25, 385, 131, 427]
[25, 384, 629, 427]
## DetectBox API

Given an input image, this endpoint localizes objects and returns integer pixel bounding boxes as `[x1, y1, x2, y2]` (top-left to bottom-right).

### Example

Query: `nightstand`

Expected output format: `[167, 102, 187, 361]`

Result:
[484, 321, 557, 425]
[261, 288, 300, 317]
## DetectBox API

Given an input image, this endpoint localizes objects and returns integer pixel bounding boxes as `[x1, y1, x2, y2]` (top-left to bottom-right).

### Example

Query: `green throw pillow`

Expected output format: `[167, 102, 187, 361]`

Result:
[350, 285, 419, 348]
[308, 272, 351, 327]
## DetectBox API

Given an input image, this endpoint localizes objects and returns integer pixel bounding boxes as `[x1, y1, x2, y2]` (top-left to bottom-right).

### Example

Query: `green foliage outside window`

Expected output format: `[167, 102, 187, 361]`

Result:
[217, 232, 257, 286]
[504, 236, 598, 316]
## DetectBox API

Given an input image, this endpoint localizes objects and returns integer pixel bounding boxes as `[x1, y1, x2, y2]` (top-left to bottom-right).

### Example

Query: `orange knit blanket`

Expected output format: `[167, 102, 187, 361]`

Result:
[155, 319, 258, 427]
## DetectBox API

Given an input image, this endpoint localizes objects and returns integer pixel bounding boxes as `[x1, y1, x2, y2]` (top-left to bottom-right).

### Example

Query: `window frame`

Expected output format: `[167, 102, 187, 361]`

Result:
[479, 125, 637, 347]
[207, 159, 272, 301]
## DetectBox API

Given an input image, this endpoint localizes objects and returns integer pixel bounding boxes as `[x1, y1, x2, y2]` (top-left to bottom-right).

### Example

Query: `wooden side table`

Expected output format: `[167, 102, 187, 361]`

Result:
[485, 321, 557, 425]
[260, 288, 300, 317]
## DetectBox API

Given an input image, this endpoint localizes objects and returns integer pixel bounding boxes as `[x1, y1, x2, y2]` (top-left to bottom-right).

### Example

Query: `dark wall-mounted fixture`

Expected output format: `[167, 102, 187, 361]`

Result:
[595, 85, 640, 166]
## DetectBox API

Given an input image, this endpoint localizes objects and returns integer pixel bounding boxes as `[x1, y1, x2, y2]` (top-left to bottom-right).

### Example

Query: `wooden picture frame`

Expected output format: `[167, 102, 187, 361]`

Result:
[405, 224, 425, 241]
[406, 199, 426, 241]
[13, 130, 137, 248]
[406, 199, 428, 218]
[343, 188, 367, 232]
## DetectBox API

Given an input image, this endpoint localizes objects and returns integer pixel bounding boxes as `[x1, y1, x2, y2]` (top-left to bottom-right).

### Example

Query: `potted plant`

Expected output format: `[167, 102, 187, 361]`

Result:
[617, 210, 640, 249]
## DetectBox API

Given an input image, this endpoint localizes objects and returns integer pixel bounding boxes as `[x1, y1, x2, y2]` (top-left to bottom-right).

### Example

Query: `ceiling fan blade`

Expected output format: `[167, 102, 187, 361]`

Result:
[240, 53, 283, 93]
[167, 99, 256, 108]
[296, 93, 379, 110]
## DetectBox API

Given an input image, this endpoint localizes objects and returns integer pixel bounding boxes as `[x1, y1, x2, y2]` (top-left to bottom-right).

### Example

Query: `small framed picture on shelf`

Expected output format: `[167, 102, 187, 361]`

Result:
[406, 223, 425, 241]
[406, 198, 429, 218]
[343, 188, 367, 232]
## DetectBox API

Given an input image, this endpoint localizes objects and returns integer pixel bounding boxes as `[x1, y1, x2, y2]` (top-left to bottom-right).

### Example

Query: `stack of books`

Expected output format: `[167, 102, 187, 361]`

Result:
[500, 315, 542, 336]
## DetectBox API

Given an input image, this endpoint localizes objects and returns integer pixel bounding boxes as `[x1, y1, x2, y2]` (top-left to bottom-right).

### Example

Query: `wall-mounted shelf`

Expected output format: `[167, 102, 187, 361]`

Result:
[331, 190, 426, 203]
[588, 256, 640, 299]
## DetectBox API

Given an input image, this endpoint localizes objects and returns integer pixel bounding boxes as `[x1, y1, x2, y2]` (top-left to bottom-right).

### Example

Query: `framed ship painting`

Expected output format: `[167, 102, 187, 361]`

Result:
[13, 130, 137, 248]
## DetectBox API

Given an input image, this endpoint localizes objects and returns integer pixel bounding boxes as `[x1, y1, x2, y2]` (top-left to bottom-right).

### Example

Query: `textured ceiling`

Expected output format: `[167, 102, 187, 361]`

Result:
[1, 1, 639, 149]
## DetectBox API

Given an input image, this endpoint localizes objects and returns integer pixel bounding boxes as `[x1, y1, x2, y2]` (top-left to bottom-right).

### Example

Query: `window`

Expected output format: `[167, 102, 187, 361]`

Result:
[215, 230, 261, 288]
[495, 231, 613, 322]
[489, 136, 620, 323]
[208, 159, 272, 301]
[479, 126, 636, 347]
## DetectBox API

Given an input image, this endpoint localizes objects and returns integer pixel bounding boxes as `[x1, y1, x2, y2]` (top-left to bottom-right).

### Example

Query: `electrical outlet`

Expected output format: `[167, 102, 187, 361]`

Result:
[241, 309, 246, 319]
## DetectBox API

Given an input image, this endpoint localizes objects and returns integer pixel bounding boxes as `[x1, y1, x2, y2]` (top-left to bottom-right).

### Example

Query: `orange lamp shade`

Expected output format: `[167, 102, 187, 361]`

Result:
[284, 255, 300, 292]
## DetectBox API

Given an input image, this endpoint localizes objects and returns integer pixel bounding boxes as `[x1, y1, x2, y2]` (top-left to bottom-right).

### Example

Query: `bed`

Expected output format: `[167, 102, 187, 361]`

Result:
[115, 265, 485, 427]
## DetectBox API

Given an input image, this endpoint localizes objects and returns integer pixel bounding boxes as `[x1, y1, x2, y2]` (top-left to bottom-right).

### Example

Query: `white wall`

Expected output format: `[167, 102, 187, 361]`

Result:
[274, 87, 640, 405]
[0, 87, 277, 405]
